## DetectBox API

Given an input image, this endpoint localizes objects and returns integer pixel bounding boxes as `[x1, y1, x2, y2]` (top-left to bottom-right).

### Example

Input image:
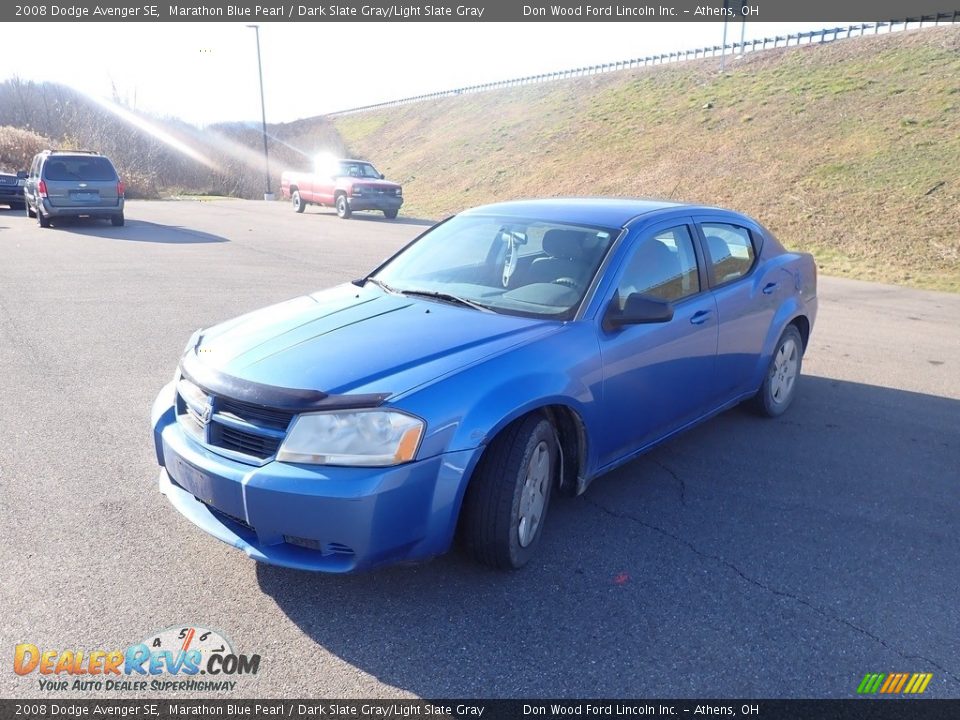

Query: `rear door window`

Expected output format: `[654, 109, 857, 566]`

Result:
[43, 157, 117, 182]
[700, 222, 756, 285]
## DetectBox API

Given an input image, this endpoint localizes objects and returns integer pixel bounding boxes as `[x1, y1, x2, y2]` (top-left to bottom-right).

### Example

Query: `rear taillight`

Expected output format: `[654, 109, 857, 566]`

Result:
[37, 180, 48, 198]
[117, 181, 125, 197]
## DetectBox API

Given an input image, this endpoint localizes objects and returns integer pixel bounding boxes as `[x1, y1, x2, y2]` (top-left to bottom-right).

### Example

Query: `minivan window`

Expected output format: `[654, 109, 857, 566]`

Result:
[43, 157, 118, 182]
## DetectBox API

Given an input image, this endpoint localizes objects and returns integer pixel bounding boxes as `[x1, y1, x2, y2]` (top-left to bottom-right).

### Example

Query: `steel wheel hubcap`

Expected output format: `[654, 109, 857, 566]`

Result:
[518, 440, 550, 548]
[770, 338, 799, 404]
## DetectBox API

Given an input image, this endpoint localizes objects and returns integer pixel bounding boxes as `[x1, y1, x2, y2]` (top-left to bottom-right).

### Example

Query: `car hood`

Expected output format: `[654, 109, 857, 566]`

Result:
[191, 283, 558, 400]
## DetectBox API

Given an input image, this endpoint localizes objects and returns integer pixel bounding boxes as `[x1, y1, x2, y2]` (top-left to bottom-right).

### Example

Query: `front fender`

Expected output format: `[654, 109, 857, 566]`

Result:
[395, 322, 603, 470]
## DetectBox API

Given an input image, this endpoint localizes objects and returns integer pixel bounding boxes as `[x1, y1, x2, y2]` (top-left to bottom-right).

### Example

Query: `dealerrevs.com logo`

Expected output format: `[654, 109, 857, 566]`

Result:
[14, 626, 261, 693]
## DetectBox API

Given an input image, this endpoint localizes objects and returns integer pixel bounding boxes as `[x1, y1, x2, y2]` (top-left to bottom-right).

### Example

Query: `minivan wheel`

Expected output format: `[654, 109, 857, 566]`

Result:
[335, 194, 351, 219]
[111, 213, 124, 227]
[751, 325, 803, 417]
[383, 209, 398, 219]
[459, 414, 557, 570]
[37, 209, 51, 228]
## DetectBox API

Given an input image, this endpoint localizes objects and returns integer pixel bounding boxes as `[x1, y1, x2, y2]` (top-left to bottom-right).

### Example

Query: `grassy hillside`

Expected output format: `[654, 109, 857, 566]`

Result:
[334, 27, 960, 292]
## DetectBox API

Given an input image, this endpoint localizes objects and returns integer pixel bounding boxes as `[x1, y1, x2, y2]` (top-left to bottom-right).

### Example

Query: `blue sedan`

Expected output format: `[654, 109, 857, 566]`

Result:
[151, 199, 817, 572]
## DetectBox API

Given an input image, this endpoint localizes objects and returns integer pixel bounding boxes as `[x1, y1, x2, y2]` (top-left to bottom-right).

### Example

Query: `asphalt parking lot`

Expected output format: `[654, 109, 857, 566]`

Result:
[1, 199, 957, 700]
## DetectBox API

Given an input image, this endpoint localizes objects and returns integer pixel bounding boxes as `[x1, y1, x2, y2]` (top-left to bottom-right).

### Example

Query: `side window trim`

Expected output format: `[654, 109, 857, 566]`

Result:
[693, 216, 761, 289]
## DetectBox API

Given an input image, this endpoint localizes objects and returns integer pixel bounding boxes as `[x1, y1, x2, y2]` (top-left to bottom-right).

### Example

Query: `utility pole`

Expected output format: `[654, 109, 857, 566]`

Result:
[247, 24, 274, 201]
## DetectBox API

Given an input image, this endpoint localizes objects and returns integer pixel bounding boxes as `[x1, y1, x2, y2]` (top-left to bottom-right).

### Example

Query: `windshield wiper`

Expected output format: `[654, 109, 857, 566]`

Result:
[397, 289, 493, 313]
[363, 277, 401, 294]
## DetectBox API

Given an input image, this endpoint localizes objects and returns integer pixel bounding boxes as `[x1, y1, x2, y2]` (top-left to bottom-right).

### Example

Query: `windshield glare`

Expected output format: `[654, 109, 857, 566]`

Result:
[338, 162, 382, 178]
[373, 214, 618, 319]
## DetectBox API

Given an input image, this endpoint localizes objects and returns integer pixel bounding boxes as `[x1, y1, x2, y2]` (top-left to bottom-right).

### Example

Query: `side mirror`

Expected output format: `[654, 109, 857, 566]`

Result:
[603, 293, 674, 331]
[17, 170, 28, 179]
[379, 173, 385, 180]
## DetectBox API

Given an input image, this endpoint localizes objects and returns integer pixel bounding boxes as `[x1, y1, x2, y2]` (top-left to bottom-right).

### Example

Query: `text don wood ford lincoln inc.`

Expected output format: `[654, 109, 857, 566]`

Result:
[13, 627, 260, 693]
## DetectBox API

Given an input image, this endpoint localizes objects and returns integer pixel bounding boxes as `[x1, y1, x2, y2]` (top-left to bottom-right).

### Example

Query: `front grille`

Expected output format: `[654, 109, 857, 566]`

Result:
[283, 535, 356, 556]
[176, 382, 294, 463]
[212, 424, 282, 458]
[207, 504, 253, 531]
[217, 396, 293, 431]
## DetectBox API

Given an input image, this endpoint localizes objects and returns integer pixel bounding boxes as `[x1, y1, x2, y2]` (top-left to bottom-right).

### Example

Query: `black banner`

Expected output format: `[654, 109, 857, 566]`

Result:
[2, 700, 960, 720]
[2, 0, 959, 23]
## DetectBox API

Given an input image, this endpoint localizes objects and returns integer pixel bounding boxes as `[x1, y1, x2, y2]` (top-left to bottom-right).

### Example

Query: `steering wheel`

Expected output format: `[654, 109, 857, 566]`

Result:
[554, 277, 581, 290]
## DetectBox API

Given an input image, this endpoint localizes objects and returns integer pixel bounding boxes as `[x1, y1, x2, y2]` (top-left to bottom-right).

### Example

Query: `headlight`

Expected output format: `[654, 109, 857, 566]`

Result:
[395, 188, 402, 196]
[277, 410, 424, 467]
[351, 187, 363, 196]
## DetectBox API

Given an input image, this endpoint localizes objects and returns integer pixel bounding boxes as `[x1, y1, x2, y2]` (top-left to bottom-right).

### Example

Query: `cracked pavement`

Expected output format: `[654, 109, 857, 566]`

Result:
[1, 201, 957, 699]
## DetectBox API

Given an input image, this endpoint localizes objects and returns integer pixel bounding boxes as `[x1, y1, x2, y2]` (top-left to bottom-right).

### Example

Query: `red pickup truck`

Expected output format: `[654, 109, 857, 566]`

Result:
[280, 158, 403, 219]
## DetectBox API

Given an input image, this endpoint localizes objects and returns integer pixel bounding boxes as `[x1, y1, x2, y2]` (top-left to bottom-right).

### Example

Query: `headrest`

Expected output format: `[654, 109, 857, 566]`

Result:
[542, 229, 585, 260]
[704, 235, 731, 261]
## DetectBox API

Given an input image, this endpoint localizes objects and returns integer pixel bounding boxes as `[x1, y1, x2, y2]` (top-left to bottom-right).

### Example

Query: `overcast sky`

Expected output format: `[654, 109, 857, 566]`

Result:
[5, 22, 851, 126]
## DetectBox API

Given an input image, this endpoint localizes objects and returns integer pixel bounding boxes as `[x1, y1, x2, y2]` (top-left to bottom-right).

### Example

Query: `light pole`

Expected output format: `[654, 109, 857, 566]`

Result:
[247, 24, 273, 201]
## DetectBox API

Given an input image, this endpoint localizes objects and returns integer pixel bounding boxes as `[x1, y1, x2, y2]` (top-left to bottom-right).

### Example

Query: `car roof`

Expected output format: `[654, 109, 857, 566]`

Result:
[459, 198, 723, 228]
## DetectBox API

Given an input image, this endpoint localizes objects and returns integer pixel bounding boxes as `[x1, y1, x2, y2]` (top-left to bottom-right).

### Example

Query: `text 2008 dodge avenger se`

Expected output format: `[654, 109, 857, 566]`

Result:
[151, 199, 817, 572]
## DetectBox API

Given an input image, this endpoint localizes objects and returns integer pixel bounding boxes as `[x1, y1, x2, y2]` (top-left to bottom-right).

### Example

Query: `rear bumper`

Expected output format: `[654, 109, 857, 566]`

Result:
[347, 196, 403, 212]
[0, 190, 24, 204]
[151, 387, 476, 572]
[41, 198, 124, 217]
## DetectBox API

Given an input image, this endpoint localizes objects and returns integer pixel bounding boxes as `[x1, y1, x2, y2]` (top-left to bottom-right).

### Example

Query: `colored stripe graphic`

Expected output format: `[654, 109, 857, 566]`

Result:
[857, 672, 932, 694]
[905, 673, 933, 694]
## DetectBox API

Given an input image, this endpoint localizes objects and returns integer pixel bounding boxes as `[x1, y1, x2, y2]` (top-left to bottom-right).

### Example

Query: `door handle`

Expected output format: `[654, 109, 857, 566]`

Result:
[762, 282, 779, 295]
[690, 310, 712, 325]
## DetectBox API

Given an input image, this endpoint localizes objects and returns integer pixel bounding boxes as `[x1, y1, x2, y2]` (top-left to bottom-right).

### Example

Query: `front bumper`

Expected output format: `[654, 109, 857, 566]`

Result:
[152, 388, 475, 572]
[347, 195, 403, 212]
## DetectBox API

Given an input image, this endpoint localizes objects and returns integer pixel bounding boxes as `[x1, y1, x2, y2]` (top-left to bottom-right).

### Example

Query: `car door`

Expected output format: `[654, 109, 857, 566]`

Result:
[596, 220, 719, 469]
[694, 216, 775, 399]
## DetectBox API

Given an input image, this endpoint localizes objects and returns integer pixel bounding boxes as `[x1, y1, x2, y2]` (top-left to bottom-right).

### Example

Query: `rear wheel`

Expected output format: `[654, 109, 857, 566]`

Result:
[292, 190, 305, 213]
[37, 208, 50, 228]
[460, 414, 557, 569]
[751, 325, 803, 417]
[335, 193, 351, 219]
[111, 213, 124, 227]
[383, 209, 398, 219]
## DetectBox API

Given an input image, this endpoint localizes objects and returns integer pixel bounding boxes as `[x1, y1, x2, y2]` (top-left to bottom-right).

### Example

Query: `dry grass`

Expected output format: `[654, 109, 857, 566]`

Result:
[334, 27, 960, 292]
[0, 126, 51, 170]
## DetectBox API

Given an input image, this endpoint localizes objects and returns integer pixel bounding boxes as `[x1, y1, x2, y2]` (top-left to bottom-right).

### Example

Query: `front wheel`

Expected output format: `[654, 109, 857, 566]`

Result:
[383, 209, 398, 219]
[459, 414, 557, 569]
[751, 325, 803, 417]
[335, 194, 351, 219]
[292, 190, 305, 213]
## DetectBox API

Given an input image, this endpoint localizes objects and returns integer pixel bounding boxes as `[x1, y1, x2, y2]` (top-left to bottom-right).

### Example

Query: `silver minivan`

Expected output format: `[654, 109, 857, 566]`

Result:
[24, 150, 125, 227]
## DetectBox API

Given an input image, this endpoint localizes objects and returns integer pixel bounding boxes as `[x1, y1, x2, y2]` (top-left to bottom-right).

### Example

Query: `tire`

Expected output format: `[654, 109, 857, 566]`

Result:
[111, 213, 124, 227]
[335, 193, 351, 219]
[383, 209, 398, 219]
[26, 202, 36, 219]
[460, 414, 557, 569]
[292, 190, 305, 213]
[37, 208, 50, 228]
[751, 325, 803, 417]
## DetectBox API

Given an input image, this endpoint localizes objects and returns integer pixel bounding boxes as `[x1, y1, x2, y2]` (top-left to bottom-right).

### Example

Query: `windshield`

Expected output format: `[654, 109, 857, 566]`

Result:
[338, 161, 382, 179]
[372, 214, 618, 319]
